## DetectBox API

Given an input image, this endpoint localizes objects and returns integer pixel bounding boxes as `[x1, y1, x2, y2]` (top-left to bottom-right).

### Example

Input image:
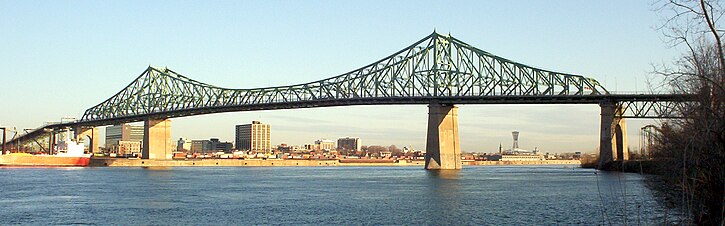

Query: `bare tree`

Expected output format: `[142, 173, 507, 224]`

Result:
[653, 0, 725, 224]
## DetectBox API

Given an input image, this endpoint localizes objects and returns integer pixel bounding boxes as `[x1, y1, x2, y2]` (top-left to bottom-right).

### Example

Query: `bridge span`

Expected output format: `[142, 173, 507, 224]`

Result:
[2, 32, 693, 169]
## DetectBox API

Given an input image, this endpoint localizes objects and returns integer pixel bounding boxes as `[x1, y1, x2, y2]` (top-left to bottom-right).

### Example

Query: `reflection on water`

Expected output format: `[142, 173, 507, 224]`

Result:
[142, 166, 173, 171]
[0, 166, 677, 225]
[426, 169, 461, 180]
[425, 170, 462, 223]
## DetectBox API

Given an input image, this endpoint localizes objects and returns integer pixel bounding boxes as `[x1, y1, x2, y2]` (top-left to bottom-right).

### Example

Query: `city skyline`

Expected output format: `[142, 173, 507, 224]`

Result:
[0, 1, 681, 153]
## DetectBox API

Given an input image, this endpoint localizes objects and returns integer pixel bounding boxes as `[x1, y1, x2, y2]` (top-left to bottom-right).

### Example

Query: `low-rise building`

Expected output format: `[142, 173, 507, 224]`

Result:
[190, 138, 233, 153]
[315, 139, 335, 151]
[499, 154, 545, 161]
[337, 137, 362, 153]
[112, 140, 141, 156]
[303, 144, 317, 151]
[177, 138, 192, 152]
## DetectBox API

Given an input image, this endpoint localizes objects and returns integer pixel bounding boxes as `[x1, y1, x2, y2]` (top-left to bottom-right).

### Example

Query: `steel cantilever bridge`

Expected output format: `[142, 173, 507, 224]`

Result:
[4, 32, 692, 169]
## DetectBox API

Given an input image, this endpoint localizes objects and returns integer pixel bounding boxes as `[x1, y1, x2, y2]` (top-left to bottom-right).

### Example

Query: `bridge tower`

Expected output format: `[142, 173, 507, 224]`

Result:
[142, 118, 172, 160]
[48, 129, 56, 155]
[598, 101, 628, 168]
[425, 103, 462, 170]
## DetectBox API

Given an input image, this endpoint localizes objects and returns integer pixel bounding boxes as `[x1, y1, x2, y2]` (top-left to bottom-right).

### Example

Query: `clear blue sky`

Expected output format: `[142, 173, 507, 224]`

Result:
[0, 1, 681, 153]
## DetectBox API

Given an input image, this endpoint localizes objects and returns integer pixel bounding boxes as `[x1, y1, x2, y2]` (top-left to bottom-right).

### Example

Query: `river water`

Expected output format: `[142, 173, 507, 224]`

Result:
[0, 165, 677, 225]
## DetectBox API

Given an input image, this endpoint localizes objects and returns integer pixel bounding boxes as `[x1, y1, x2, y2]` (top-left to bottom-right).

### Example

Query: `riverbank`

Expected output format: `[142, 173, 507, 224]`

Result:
[89, 158, 580, 167]
[589, 160, 668, 175]
[590, 159, 687, 223]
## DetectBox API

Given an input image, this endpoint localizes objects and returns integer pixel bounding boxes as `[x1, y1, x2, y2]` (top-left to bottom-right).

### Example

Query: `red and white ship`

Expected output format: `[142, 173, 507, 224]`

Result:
[0, 131, 91, 167]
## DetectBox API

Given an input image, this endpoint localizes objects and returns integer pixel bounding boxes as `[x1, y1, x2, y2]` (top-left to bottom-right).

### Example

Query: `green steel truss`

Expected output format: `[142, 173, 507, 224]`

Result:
[80, 32, 626, 123]
[616, 99, 690, 118]
[4, 32, 695, 145]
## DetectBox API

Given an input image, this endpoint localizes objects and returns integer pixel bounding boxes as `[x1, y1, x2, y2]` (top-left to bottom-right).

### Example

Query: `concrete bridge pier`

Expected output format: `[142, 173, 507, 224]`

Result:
[598, 101, 628, 168]
[1, 127, 6, 154]
[74, 127, 99, 153]
[142, 118, 172, 160]
[48, 130, 56, 155]
[425, 103, 462, 170]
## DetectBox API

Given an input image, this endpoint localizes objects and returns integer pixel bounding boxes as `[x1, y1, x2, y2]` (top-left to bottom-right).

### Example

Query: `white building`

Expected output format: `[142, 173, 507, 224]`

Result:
[315, 139, 335, 151]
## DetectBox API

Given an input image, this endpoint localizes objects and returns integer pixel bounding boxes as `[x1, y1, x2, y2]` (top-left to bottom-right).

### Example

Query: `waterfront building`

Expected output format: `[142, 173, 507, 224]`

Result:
[544, 152, 558, 160]
[210, 138, 233, 153]
[177, 138, 192, 152]
[105, 124, 144, 152]
[315, 139, 335, 151]
[500, 154, 545, 161]
[483, 154, 536, 161]
[278, 143, 301, 153]
[111, 140, 141, 156]
[191, 140, 212, 153]
[278, 143, 289, 152]
[337, 137, 361, 152]
[380, 151, 392, 158]
[187, 138, 232, 153]
[235, 121, 271, 153]
[573, 152, 582, 159]
[303, 144, 317, 151]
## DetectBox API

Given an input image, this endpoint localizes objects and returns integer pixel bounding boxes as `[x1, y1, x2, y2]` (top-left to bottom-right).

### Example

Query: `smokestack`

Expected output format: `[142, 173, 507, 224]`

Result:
[512, 131, 519, 150]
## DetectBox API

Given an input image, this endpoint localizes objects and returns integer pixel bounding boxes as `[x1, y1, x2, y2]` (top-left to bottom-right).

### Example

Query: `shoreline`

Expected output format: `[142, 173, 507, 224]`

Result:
[89, 158, 581, 167]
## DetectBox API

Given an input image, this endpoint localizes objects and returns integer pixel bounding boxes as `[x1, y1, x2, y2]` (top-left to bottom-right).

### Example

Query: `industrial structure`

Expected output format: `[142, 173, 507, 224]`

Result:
[639, 125, 658, 159]
[2, 32, 694, 170]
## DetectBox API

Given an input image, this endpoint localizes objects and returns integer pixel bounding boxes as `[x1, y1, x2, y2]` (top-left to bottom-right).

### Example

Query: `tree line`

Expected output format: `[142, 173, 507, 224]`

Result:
[648, 1, 724, 224]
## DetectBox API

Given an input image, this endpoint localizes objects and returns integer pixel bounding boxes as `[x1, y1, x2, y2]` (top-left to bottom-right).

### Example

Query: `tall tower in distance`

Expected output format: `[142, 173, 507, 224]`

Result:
[512, 131, 520, 150]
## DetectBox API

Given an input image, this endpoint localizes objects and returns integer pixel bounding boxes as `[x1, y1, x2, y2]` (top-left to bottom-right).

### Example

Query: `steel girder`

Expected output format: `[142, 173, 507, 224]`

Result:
[80, 32, 611, 122]
[616, 99, 693, 118]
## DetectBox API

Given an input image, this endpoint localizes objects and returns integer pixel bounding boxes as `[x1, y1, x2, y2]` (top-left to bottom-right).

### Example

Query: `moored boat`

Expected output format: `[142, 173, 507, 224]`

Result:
[0, 131, 91, 167]
[0, 153, 90, 166]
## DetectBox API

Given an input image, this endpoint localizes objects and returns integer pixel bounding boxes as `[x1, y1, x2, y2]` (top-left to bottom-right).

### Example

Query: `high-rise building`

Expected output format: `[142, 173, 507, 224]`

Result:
[235, 121, 271, 153]
[337, 137, 361, 152]
[315, 139, 335, 151]
[105, 124, 144, 151]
